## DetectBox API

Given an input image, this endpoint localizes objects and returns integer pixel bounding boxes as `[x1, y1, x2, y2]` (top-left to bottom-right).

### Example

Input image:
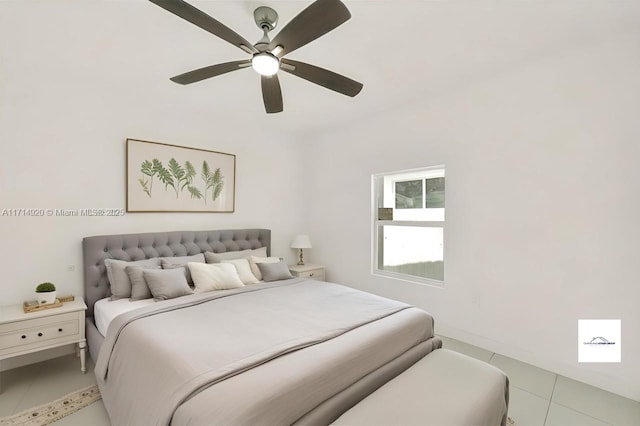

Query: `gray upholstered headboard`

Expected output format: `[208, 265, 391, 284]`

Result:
[82, 229, 271, 316]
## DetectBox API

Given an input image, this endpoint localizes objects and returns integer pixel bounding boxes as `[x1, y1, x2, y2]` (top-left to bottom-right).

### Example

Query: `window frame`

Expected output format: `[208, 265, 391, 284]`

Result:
[371, 165, 446, 287]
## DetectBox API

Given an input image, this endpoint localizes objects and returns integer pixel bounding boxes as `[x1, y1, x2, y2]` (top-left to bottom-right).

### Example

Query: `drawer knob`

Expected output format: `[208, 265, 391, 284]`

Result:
[309, 273, 314, 277]
[21, 335, 26, 339]
[58, 328, 63, 332]
[38, 332, 43, 337]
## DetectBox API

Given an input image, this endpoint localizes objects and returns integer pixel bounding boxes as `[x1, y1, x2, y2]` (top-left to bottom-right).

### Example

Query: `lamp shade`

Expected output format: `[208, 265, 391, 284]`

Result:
[291, 234, 312, 249]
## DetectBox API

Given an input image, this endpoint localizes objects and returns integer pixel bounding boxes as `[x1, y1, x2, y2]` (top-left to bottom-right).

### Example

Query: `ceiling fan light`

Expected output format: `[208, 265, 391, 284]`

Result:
[252, 52, 280, 76]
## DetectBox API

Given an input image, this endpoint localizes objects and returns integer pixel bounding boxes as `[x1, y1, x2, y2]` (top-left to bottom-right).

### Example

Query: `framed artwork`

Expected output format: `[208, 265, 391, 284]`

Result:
[126, 139, 235, 213]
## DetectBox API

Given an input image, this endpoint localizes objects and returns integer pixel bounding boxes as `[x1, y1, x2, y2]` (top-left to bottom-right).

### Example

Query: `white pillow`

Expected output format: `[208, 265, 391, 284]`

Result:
[221, 259, 260, 285]
[204, 246, 268, 263]
[249, 256, 281, 281]
[188, 262, 244, 292]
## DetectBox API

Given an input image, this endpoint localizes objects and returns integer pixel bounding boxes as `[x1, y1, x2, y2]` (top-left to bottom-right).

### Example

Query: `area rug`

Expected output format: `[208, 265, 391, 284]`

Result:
[0, 384, 101, 426]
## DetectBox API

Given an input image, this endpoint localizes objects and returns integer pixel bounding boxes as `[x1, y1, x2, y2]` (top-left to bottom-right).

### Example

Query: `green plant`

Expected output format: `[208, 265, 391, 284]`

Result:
[137, 157, 224, 205]
[139, 159, 164, 197]
[35, 282, 56, 293]
[201, 160, 224, 204]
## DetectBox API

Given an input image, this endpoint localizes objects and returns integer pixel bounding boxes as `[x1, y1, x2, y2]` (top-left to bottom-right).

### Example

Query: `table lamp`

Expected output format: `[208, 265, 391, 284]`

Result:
[291, 234, 312, 265]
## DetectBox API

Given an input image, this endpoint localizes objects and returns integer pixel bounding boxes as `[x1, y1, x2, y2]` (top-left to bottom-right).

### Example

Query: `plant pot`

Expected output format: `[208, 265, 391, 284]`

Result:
[36, 291, 57, 305]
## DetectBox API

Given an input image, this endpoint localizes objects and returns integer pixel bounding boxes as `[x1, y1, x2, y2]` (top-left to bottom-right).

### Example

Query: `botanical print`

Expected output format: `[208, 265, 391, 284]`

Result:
[127, 139, 235, 212]
[138, 158, 224, 205]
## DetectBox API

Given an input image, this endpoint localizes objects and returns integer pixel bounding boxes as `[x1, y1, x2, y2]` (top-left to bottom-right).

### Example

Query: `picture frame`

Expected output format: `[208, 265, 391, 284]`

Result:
[126, 139, 235, 213]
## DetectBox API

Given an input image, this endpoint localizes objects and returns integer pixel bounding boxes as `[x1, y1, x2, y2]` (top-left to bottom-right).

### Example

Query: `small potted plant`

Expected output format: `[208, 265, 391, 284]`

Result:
[35, 282, 57, 305]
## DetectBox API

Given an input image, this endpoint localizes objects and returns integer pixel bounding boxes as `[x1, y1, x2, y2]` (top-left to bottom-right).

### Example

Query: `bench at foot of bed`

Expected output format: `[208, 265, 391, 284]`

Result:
[332, 348, 510, 426]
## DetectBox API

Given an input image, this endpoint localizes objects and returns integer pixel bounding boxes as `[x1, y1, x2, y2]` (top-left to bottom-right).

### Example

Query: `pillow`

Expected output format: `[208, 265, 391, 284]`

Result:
[143, 268, 194, 301]
[125, 265, 161, 300]
[104, 258, 162, 300]
[161, 254, 205, 285]
[161, 253, 205, 265]
[257, 261, 293, 282]
[204, 246, 268, 263]
[161, 264, 190, 284]
[249, 256, 281, 281]
[188, 262, 245, 292]
[221, 258, 260, 285]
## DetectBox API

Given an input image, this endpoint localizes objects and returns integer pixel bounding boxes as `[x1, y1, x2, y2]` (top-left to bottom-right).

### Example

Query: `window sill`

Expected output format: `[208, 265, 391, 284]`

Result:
[372, 269, 445, 289]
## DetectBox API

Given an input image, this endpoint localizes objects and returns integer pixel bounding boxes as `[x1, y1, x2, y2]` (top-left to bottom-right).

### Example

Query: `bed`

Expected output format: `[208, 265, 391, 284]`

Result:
[83, 229, 442, 425]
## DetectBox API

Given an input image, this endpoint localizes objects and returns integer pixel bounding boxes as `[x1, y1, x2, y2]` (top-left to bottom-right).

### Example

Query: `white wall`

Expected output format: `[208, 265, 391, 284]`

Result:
[0, 2, 306, 306]
[301, 10, 640, 401]
[1, 0, 638, 402]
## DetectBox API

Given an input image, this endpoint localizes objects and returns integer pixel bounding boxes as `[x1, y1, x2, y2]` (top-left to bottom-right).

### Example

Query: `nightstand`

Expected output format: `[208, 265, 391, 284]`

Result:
[0, 297, 87, 390]
[289, 264, 326, 281]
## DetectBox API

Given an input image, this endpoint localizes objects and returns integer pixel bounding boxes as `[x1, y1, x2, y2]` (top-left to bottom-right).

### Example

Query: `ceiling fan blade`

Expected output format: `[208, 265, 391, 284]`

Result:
[149, 0, 257, 54]
[170, 60, 251, 85]
[269, 0, 351, 57]
[261, 75, 283, 114]
[280, 59, 363, 97]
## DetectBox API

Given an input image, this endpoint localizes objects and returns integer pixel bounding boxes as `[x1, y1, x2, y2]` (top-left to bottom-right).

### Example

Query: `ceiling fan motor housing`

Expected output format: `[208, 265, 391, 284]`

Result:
[254, 6, 278, 31]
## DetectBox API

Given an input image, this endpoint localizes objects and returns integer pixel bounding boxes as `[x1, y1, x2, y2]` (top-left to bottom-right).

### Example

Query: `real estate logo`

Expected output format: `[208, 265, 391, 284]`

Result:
[583, 336, 615, 345]
[578, 320, 621, 363]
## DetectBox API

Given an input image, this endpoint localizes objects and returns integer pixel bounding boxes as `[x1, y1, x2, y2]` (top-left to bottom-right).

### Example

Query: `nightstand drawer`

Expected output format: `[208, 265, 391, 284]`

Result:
[297, 269, 325, 281]
[0, 313, 80, 352]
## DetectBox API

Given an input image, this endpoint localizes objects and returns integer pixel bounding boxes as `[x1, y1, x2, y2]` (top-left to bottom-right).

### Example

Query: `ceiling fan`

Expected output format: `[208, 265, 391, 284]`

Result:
[148, 0, 363, 113]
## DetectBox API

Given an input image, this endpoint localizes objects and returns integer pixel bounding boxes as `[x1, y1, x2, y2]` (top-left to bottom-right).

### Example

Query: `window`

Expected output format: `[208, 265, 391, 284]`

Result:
[372, 166, 445, 284]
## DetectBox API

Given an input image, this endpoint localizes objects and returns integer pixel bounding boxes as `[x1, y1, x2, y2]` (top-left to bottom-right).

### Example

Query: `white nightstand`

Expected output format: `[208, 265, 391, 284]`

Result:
[0, 297, 87, 390]
[289, 264, 326, 281]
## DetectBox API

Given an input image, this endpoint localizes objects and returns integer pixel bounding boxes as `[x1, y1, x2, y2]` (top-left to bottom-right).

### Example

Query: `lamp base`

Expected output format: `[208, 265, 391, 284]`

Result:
[297, 249, 305, 265]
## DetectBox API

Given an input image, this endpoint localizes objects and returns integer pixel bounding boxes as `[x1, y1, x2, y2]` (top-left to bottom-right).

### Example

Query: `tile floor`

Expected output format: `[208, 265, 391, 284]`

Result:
[0, 337, 638, 425]
[441, 336, 640, 426]
[0, 354, 110, 426]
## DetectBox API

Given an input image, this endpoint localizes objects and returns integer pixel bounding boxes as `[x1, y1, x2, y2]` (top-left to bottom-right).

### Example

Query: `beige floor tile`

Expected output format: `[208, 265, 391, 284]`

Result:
[0, 361, 46, 416]
[490, 353, 556, 400]
[440, 336, 494, 362]
[552, 376, 640, 426]
[13, 355, 97, 413]
[507, 386, 550, 426]
[545, 403, 612, 426]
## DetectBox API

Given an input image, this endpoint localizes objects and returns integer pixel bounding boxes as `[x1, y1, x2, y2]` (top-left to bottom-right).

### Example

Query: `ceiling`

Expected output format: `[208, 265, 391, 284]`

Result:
[2, 1, 638, 137]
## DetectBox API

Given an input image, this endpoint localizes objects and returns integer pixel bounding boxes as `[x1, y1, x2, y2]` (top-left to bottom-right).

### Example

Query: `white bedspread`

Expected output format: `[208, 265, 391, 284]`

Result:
[94, 297, 154, 337]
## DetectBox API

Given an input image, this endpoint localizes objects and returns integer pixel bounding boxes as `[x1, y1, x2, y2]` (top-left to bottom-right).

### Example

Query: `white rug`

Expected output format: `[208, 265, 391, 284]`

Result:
[0, 385, 101, 426]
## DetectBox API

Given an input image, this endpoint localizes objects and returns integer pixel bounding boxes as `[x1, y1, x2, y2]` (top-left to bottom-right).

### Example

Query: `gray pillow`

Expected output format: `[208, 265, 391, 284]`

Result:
[104, 258, 162, 300]
[143, 268, 194, 301]
[161, 264, 190, 286]
[257, 261, 293, 282]
[125, 265, 161, 300]
[204, 246, 267, 263]
[161, 254, 205, 285]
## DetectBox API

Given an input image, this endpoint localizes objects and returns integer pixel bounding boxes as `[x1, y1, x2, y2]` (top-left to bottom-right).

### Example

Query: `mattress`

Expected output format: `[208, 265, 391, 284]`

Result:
[93, 297, 154, 337]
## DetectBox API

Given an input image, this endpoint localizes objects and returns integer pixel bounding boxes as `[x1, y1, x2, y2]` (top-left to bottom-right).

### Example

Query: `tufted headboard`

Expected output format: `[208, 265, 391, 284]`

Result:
[82, 229, 270, 316]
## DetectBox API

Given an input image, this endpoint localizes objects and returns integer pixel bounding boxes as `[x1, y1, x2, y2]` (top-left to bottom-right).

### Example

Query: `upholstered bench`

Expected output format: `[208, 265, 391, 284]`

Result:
[332, 348, 510, 426]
